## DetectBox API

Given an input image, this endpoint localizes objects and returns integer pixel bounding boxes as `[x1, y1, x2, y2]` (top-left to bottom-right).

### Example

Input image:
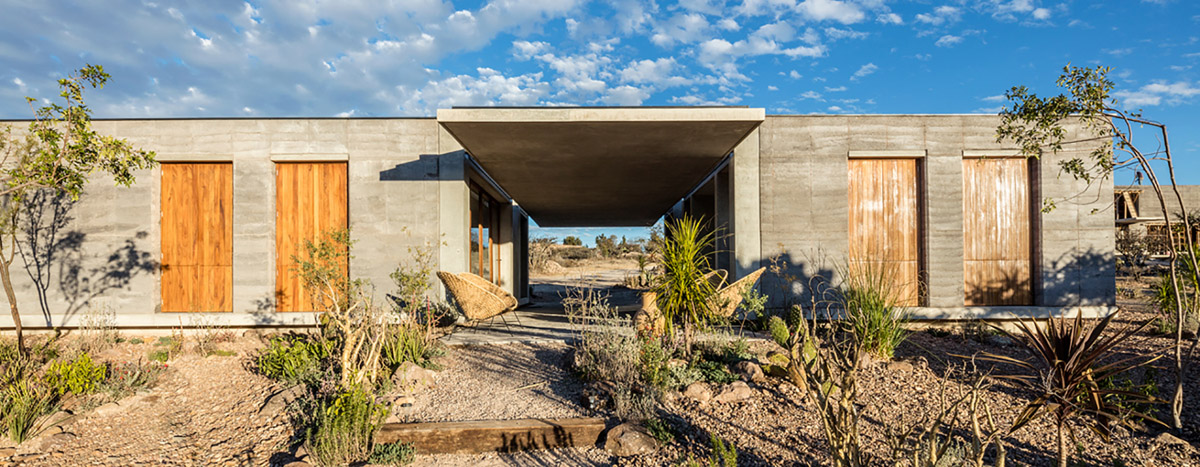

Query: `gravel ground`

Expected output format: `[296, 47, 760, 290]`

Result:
[394, 342, 589, 423]
[625, 307, 1200, 466]
[0, 335, 293, 467]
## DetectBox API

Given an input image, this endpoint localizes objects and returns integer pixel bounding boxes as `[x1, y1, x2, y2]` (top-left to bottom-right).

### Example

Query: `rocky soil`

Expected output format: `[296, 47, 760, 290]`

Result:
[0, 334, 294, 467]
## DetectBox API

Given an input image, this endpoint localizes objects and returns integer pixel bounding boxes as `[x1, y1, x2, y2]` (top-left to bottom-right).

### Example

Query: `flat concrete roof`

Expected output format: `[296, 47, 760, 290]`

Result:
[438, 107, 764, 226]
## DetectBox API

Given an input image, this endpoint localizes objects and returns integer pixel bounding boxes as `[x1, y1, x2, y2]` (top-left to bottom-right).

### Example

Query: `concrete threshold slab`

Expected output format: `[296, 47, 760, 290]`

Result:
[376, 417, 607, 455]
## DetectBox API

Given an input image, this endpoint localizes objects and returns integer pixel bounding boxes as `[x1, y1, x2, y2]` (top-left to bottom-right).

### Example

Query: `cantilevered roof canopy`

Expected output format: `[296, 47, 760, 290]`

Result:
[437, 107, 764, 227]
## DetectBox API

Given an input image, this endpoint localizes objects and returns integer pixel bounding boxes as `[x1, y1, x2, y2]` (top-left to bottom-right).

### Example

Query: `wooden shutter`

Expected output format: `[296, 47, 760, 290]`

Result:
[848, 158, 921, 306]
[161, 163, 233, 312]
[275, 162, 349, 312]
[963, 157, 1032, 306]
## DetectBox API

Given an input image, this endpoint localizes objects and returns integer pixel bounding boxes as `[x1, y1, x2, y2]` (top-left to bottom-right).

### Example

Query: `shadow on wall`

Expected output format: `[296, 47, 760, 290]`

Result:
[761, 248, 837, 311]
[378, 154, 442, 182]
[1041, 247, 1115, 307]
[14, 188, 158, 327]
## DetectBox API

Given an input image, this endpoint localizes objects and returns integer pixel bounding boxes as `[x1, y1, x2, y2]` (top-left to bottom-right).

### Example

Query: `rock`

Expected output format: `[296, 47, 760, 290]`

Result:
[92, 402, 123, 417]
[38, 432, 76, 451]
[0, 446, 15, 458]
[713, 381, 753, 403]
[258, 385, 306, 415]
[241, 329, 262, 340]
[1155, 432, 1193, 449]
[604, 423, 658, 456]
[886, 360, 914, 373]
[986, 334, 1014, 346]
[392, 361, 437, 394]
[683, 382, 713, 404]
[583, 381, 617, 410]
[733, 361, 767, 383]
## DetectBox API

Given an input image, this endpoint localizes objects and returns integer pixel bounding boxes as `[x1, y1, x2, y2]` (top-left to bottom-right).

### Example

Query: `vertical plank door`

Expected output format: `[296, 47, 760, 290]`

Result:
[275, 162, 349, 312]
[962, 157, 1032, 305]
[848, 158, 921, 306]
[161, 163, 233, 312]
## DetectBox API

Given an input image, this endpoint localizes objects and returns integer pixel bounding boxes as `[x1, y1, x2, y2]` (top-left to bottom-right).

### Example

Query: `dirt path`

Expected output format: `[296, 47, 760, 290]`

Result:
[6, 340, 293, 467]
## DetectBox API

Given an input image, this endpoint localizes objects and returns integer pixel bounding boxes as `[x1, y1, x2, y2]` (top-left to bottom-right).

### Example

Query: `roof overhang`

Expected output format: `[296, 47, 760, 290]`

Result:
[437, 107, 764, 227]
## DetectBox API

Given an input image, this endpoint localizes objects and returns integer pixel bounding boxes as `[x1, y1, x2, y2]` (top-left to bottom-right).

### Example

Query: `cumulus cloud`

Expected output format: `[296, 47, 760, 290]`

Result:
[851, 62, 877, 80]
[915, 6, 961, 26]
[1114, 81, 1200, 108]
[399, 68, 551, 114]
[935, 35, 963, 47]
[877, 13, 902, 25]
[796, 0, 865, 24]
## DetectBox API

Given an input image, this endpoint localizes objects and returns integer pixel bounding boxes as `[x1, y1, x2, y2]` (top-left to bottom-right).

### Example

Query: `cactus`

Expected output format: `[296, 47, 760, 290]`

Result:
[768, 316, 790, 348]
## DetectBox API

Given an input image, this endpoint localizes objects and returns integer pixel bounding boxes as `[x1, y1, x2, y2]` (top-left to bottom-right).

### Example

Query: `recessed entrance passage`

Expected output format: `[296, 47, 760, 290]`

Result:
[275, 162, 348, 312]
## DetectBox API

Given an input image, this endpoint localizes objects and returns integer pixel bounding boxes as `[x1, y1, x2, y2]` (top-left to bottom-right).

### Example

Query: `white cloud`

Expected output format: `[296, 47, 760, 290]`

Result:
[825, 27, 868, 40]
[1104, 48, 1134, 56]
[789, 70, 803, 79]
[827, 105, 843, 112]
[877, 13, 902, 25]
[717, 18, 740, 31]
[650, 13, 710, 47]
[851, 62, 877, 80]
[935, 35, 963, 47]
[800, 90, 822, 99]
[12, 78, 25, 91]
[1114, 80, 1200, 108]
[825, 85, 847, 92]
[916, 6, 961, 26]
[399, 68, 552, 114]
[796, 0, 865, 24]
[513, 40, 550, 60]
[619, 58, 687, 87]
[981, 94, 1005, 102]
[604, 85, 651, 105]
[767, 85, 778, 90]
[1032, 8, 1051, 20]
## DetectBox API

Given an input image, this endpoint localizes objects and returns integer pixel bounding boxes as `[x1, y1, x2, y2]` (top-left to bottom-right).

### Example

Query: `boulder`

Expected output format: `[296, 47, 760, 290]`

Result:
[1155, 432, 1193, 450]
[259, 385, 306, 415]
[733, 361, 766, 383]
[886, 360, 914, 373]
[713, 381, 753, 403]
[392, 361, 437, 394]
[604, 423, 659, 456]
[683, 382, 713, 404]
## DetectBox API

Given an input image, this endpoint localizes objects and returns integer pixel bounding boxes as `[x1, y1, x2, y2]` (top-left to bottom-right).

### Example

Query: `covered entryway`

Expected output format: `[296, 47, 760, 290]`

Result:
[436, 107, 764, 343]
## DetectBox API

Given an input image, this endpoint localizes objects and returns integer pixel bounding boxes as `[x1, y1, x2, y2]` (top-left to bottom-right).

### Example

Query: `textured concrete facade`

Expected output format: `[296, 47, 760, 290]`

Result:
[0, 111, 1116, 329]
[754, 115, 1114, 318]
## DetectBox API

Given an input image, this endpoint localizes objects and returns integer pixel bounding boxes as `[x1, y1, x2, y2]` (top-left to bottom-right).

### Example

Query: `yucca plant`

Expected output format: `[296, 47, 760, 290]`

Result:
[979, 312, 1160, 467]
[838, 261, 912, 360]
[653, 214, 718, 349]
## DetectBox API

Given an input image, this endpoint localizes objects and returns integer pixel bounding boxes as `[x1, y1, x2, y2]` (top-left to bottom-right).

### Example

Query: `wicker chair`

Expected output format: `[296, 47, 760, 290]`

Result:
[436, 271, 518, 321]
[708, 267, 767, 318]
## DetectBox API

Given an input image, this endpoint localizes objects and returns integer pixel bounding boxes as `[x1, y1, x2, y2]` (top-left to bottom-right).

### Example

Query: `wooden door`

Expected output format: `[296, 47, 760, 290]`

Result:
[963, 157, 1032, 305]
[161, 163, 233, 312]
[848, 158, 921, 306]
[275, 162, 349, 312]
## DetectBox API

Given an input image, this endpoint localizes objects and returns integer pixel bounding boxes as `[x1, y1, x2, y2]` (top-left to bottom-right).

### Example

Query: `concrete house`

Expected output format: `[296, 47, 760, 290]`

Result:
[0, 107, 1115, 329]
[1115, 184, 1200, 255]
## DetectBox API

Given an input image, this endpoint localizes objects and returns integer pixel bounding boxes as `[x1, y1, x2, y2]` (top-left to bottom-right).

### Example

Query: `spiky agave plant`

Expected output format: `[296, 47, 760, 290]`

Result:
[652, 214, 718, 349]
[979, 312, 1161, 467]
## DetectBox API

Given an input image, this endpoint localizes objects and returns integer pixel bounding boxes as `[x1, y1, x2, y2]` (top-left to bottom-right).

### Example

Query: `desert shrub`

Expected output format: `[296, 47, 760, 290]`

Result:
[1, 379, 59, 443]
[693, 360, 737, 385]
[646, 417, 675, 444]
[653, 215, 719, 345]
[566, 286, 659, 420]
[256, 335, 329, 386]
[43, 353, 106, 395]
[662, 364, 703, 390]
[563, 235, 583, 246]
[839, 262, 911, 360]
[78, 306, 119, 352]
[369, 441, 415, 465]
[381, 324, 440, 371]
[100, 360, 166, 400]
[529, 237, 557, 273]
[708, 433, 738, 467]
[147, 349, 169, 363]
[305, 388, 388, 466]
[1150, 252, 1199, 334]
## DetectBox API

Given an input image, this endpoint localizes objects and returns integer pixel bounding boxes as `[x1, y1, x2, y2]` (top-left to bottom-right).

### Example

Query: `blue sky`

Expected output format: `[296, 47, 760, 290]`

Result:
[1, 0, 1198, 244]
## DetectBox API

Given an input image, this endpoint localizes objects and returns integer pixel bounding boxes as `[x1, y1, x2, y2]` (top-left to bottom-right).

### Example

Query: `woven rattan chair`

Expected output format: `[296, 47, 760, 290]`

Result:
[709, 267, 767, 318]
[436, 271, 518, 321]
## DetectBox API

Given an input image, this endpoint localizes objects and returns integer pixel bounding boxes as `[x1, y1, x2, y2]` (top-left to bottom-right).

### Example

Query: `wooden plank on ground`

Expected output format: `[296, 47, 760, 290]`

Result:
[376, 417, 606, 454]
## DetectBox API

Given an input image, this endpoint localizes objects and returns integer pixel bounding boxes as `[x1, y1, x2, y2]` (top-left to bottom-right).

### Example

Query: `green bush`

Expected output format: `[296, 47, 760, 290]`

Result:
[306, 388, 388, 466]
[638, 335, 671, 390]
[1, 379, 59, 443]
[840, 263, 911, 360]
[646, 417, 675, 444]
[694, 360, 737, 385]
[43, 353, 106, 395]
[100, 360, 166, 400]
[381, 326, 430, 371]
[709, 433, 738, 467]
[147, 349, 169, 363]
[369, 441, 416, 465]
[256, 335, 328, 385]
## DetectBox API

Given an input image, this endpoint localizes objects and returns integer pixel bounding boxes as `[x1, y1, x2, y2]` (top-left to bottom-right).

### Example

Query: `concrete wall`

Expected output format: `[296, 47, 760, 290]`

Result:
[1116, 184, 1200, 221]
[757, 115, 1114, 318]
[2, 118, 448, 328]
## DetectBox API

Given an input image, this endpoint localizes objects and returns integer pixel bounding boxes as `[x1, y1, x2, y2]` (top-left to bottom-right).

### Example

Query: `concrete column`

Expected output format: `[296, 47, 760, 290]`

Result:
[732, 128, 762, 279]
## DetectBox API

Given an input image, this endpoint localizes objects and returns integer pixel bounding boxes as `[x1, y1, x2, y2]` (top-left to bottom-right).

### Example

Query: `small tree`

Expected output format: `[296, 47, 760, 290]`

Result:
[652, 214, 718, 350]
[997, 64, 1198, 429]
[563, 235, 583, 246]
[0, 65, 156, 354]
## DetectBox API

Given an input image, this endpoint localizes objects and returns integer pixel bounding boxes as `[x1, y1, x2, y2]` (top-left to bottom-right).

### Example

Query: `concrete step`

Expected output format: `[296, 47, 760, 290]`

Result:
[376, 417, 607, 455]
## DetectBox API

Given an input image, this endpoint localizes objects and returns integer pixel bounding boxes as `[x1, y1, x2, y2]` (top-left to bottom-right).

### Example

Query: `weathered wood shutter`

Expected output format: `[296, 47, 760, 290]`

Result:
[848, 158, 921, 306]
[275, 162, 349, 312]
[962, 157, 1033, 306]
[161, 163, 233, 312]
